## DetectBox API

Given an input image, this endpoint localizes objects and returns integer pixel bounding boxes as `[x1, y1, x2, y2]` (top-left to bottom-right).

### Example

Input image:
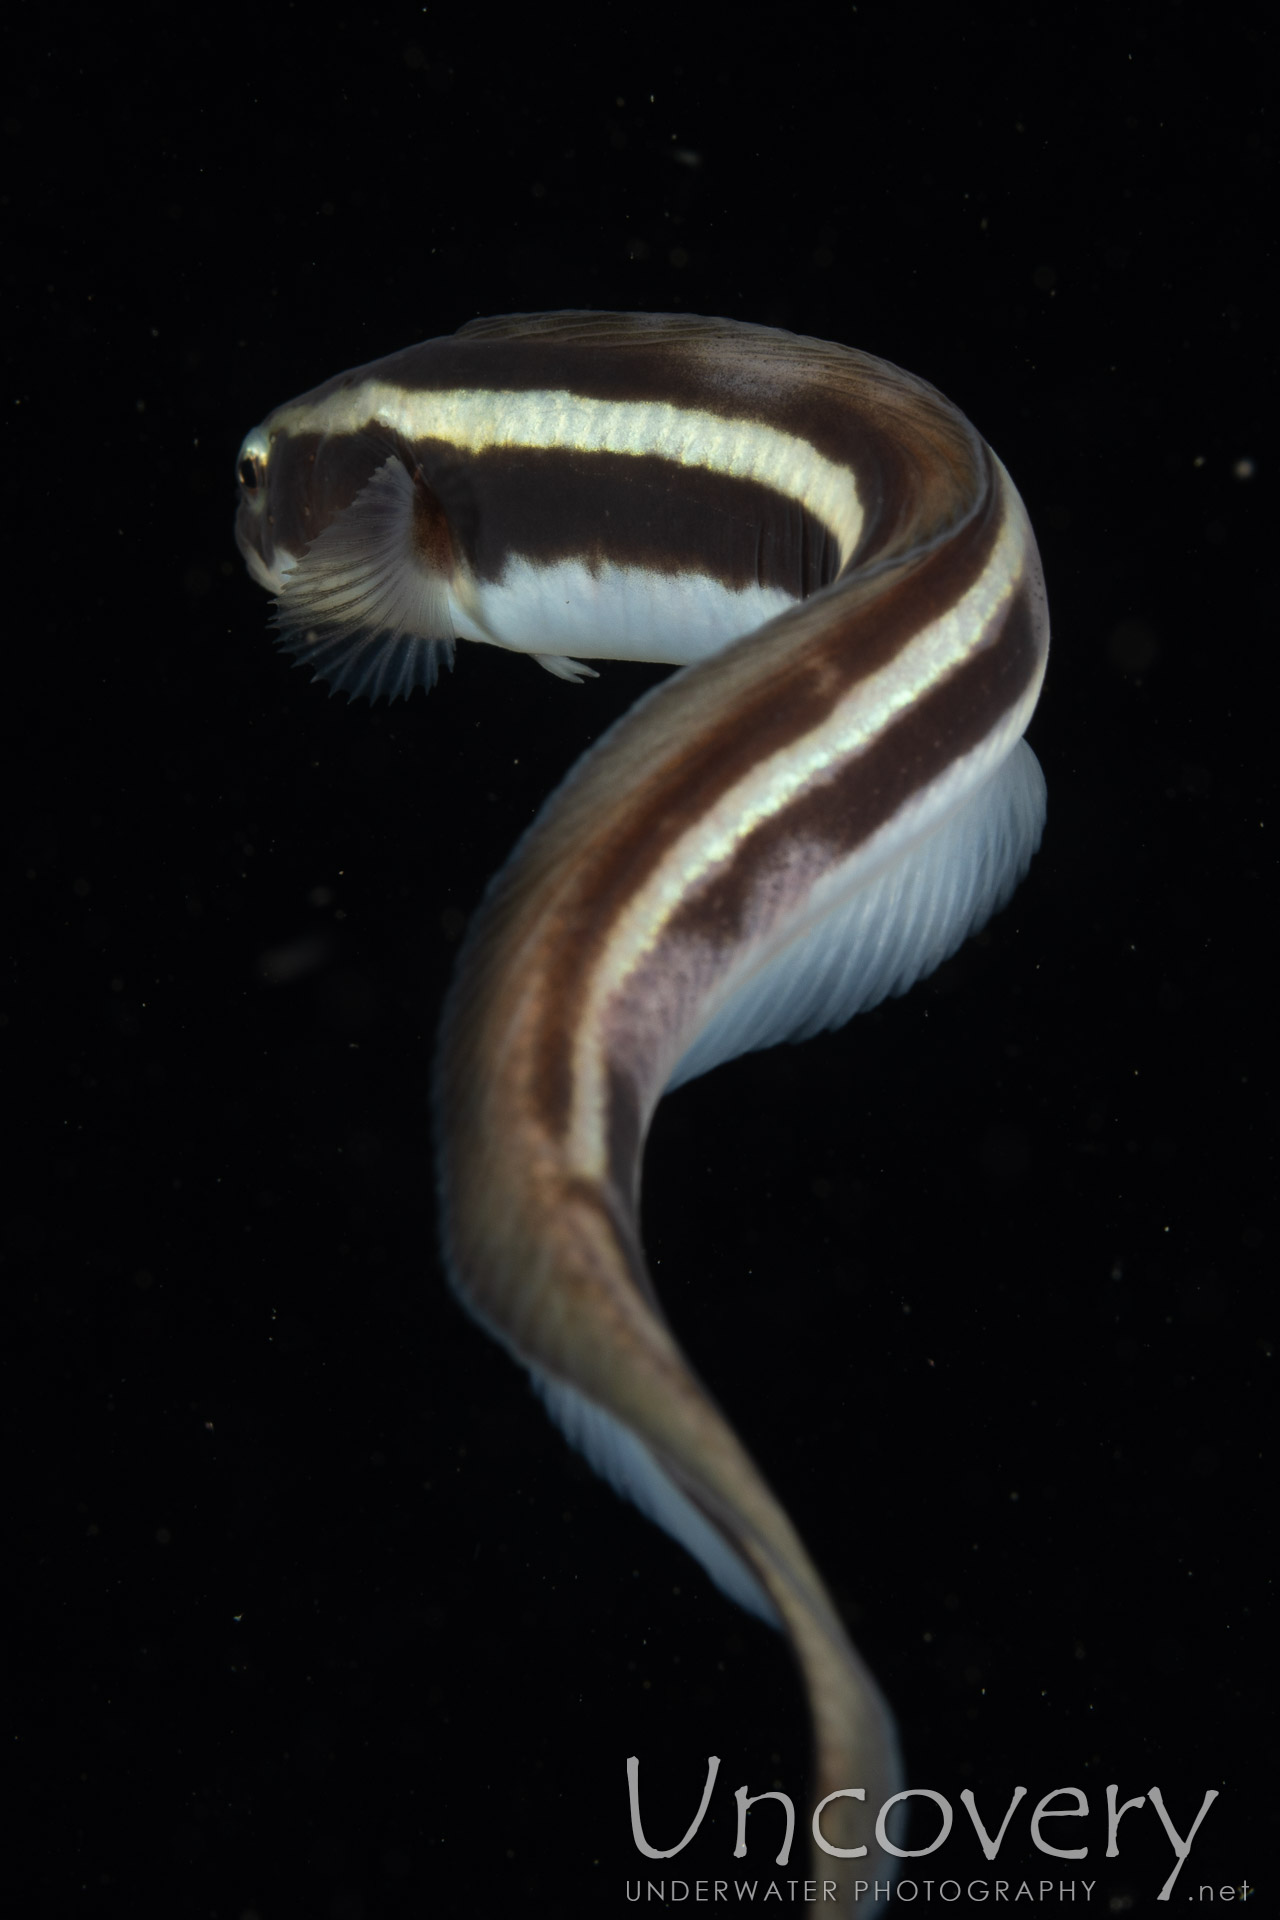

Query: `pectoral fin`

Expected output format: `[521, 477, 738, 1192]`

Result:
[273, 455, 457, 702]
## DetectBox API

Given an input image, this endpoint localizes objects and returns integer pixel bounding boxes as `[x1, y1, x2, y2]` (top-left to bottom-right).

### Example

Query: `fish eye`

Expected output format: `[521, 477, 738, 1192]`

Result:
[236, 430, 271, 495]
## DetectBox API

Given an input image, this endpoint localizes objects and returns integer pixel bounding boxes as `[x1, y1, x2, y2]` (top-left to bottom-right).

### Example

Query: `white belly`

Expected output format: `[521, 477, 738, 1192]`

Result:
[452, 556, 799, 667]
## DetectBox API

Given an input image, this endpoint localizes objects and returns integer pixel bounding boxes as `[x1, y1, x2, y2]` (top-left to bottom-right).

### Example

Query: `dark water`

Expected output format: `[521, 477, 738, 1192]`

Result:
[11, 13, 1268, 1915]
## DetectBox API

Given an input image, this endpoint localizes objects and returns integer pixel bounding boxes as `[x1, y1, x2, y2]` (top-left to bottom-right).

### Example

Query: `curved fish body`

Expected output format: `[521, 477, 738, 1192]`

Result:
[236, 312, 1049, 1903]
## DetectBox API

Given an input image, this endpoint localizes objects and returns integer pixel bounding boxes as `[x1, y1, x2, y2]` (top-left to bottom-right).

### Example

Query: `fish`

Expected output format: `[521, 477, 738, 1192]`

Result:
[235, 310, 1050, 1906]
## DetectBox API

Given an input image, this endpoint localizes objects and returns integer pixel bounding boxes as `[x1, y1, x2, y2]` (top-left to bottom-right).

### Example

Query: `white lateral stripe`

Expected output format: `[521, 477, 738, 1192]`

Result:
[273, 382, 865, 562]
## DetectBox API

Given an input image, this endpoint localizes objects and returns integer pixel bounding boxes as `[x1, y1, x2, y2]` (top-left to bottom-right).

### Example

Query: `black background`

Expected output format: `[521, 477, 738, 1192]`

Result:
[10, 8, 1270, 1916]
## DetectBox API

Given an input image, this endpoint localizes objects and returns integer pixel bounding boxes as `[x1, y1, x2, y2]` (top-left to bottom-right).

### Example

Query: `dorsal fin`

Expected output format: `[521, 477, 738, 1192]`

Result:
[457, 309, 717, 341]
[454, 309, 791, 355]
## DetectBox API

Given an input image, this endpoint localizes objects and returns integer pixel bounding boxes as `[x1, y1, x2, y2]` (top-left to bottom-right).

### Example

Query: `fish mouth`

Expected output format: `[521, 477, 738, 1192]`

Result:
[236, 511, 299, 596]
[248, 545, 298, 596]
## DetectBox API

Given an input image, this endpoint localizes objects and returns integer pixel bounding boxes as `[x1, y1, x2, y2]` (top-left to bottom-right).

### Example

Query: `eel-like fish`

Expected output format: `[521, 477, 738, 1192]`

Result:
[235, 311, 1049, 1904]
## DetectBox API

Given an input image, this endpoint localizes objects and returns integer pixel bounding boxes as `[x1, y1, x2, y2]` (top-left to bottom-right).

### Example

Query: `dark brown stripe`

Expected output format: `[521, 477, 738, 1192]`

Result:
[412, 468, 455, 574]
[423, 444, 840, 593]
